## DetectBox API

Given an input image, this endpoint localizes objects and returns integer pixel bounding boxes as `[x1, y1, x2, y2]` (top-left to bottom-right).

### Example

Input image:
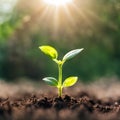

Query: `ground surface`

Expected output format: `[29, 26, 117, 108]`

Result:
[0, 77, 120, 120]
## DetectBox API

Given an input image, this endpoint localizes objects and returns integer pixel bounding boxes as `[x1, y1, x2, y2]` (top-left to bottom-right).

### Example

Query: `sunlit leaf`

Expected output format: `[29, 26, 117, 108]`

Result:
[63, 76, 78, 87]
[43, 77, 58, 86]
[39, 45, 58, 59]
[63, 48, 84, 61]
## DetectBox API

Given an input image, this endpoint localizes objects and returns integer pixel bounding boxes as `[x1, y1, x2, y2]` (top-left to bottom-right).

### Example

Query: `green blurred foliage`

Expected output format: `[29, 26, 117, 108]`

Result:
[0, 0, 120, 82]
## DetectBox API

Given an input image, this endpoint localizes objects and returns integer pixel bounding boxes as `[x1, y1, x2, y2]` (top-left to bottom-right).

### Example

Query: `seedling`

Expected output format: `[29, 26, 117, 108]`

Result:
[39, 45, 84, 97]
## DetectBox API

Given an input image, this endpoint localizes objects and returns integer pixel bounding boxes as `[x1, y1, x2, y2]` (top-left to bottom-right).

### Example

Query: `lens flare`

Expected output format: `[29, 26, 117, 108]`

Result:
[43, 0, 73, 6]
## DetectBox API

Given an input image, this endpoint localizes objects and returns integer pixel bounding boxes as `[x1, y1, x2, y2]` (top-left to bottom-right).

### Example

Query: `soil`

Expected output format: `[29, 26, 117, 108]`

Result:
[0, 92, 120, 120]
[0, 79, 120, 120]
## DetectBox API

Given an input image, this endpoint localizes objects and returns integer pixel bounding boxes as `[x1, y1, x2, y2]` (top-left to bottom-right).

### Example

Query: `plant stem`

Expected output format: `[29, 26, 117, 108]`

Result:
[58, 86, 62, 97]
[58, 64, 63, 97]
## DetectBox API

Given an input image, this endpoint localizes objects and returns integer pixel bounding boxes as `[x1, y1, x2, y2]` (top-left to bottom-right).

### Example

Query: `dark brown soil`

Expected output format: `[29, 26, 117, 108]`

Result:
[0, 92, 120, 120]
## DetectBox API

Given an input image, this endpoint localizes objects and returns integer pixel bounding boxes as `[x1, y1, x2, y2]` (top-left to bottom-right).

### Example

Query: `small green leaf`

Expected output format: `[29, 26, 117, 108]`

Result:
[39, 45, 58, 59]
[63, 76, 78, 87]
[63, 48, 84, 61]
[43, 77, 58, 86]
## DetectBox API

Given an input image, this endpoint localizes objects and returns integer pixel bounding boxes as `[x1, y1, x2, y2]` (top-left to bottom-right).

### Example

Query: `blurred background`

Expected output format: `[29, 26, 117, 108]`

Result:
[0, 0, 120, 83]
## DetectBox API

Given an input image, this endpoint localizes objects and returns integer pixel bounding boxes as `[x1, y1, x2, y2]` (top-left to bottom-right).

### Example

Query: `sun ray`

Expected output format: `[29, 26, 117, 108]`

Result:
[66, 7, 77, 28]
[52, 8, 60, 35]
[40, 6, 50, 20]
[35, 0, 100, 40]
[71, 3, 92, 26]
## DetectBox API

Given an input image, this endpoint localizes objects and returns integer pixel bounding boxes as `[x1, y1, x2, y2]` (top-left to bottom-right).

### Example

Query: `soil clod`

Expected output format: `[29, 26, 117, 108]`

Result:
[0, 92, 120, 120]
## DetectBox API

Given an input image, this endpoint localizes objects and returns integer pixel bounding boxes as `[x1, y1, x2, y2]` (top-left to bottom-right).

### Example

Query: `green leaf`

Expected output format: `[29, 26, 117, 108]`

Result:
[63, 76, 78, 87]
[43, 77, 58, 86]
[63, 48, 84, 61]
[39, 45, 58, 59]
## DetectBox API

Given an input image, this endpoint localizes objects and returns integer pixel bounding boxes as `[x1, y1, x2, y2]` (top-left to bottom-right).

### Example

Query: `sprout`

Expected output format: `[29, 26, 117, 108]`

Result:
[39, 45, 84, 97]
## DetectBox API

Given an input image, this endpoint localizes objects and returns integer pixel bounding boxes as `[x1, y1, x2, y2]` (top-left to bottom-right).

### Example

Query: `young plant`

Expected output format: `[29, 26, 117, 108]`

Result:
[39, 45, 84, 97]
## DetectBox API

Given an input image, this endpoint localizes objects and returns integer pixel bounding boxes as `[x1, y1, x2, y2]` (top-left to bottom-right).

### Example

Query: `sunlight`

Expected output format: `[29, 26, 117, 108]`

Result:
[43, 0, 73, 6]
[38, 0, 96, 39]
